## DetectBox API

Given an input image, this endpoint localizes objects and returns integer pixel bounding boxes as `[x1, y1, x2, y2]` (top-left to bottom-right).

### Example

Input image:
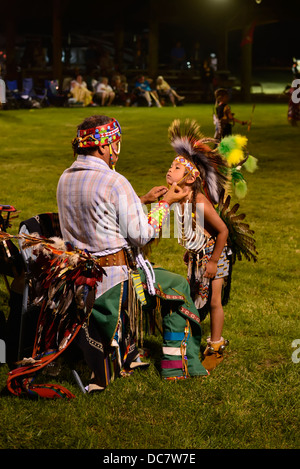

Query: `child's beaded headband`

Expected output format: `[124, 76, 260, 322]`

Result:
[174, 156, 200, 179]
[73, 118, 122, 150]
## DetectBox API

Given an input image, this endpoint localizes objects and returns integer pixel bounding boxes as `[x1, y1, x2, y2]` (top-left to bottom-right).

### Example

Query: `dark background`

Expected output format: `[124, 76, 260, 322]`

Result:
[1, 0, 299, 67]
[0, 0, 299, 101]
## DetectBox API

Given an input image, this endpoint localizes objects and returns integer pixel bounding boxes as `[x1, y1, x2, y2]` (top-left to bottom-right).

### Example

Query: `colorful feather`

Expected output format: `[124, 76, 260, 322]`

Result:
[243, 154, 258, 173]
[217, 190, 258, 264]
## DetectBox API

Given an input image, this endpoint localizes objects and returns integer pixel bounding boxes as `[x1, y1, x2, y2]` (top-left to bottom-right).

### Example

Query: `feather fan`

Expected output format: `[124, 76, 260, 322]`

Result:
[217, 190, 258, 263]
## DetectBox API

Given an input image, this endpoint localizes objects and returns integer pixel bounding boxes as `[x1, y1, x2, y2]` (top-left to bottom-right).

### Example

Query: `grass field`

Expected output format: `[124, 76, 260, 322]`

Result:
[0, 103, 299, 451]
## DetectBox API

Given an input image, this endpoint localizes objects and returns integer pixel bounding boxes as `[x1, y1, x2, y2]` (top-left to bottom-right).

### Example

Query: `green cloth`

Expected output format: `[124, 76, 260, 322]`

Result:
[91, 267, 208, 378]
[92, 281, 123, 343]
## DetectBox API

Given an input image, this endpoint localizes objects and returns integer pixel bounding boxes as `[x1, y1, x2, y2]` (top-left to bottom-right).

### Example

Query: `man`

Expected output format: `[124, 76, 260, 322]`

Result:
[57, 114, 208, 392]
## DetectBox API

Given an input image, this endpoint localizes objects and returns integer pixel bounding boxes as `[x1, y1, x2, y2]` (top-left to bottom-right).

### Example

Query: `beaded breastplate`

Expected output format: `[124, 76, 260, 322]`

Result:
[174, 201, 207, 254]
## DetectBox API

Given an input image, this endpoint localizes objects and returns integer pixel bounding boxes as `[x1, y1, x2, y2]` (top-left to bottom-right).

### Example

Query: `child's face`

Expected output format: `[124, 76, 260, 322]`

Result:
[166, 159, 186, 185]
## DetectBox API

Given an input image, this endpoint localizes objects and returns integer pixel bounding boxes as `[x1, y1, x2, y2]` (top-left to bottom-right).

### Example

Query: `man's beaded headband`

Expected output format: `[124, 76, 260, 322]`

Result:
[174, 156, 200, 178]
[75, 119, 122, 148]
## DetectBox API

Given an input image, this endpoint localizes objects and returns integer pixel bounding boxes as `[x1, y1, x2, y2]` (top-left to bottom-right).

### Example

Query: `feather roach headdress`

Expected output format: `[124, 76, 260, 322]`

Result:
[168, 119, 229, 204]
[217, 135, 258, 199]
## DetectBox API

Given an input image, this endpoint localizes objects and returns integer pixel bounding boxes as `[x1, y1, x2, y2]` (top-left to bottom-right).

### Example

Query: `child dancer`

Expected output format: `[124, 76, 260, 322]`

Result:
[213, 88, 248, 140]
[166, 119, 257, 371]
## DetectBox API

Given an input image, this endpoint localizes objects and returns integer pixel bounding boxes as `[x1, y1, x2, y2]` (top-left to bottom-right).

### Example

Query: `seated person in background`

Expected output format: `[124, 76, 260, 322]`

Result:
[112, 74, 131, 106]
[134, 75, 161, 107]
[69, 74, 94, 107]
[93, 77, 115, 106]
[156, 76, 185, 107]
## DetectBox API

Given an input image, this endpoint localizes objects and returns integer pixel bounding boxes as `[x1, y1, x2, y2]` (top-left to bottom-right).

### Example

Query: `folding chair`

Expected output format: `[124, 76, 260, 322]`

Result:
[6, 80, 20, 98]
[45, 79, 68, 106]
[21, 78, 48, 108]
[5, 80, 21, 109]
[33, 85, 48, 107]
[21, 77, 34, 99]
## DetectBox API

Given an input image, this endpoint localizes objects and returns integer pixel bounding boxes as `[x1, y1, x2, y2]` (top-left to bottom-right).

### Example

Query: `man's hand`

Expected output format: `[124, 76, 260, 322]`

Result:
[140, 186, 168, 204]
[163, 183, 189, 206]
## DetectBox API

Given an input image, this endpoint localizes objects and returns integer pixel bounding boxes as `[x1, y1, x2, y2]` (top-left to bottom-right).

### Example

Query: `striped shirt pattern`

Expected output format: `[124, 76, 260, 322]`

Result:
[56, 155, 154, 297]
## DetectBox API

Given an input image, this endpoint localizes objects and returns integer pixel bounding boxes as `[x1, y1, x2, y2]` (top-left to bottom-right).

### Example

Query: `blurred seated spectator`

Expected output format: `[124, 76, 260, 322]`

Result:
[69, 74, 94, 107]
[45, 79, 68, 107]
[93, 77, 115, 106]
[156, 76, 185, 107]
[112, 74, 131, 106]
[134, 75, 161, 107]
[62, 77, 72, 94]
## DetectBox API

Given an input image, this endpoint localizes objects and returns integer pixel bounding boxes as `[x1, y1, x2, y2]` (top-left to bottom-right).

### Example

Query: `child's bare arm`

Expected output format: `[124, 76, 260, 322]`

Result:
[196, 193, 228, 278]
[225, 106, 247, 126]
[233, 116, 248, 125]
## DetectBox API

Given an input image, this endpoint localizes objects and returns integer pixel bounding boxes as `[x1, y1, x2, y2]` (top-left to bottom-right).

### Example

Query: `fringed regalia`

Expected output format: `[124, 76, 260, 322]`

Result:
[1, 214, 209, 398]
[1, 232, 106, 398]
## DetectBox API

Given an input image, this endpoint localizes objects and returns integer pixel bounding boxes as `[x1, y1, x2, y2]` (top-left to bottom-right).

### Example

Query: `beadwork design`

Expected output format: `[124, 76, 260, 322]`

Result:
[148, 200, 170, 236]
[76, 119, 122, 148]
[174, 156, 200, 178]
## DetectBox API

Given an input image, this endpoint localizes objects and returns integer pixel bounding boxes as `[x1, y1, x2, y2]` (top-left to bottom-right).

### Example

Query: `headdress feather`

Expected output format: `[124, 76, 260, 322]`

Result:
[168, 119, 228, 205]
[217, 135, 258, 199]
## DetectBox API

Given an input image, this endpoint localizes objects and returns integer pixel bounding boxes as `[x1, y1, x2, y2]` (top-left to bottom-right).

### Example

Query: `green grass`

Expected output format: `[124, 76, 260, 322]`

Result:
[0, 104, 300, 450]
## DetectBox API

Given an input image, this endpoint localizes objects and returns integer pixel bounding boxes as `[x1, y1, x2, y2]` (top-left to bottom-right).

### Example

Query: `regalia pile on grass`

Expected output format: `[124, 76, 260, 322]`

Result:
[0, 104, 299, 449]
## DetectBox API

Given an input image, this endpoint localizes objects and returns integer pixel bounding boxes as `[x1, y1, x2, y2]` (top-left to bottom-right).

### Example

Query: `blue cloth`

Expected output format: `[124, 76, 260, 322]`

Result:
[135, 80, 152, 91]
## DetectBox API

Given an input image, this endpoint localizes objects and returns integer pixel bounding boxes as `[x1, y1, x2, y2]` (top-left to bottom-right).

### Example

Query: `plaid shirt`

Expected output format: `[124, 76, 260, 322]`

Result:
[57, 155, 154, 297]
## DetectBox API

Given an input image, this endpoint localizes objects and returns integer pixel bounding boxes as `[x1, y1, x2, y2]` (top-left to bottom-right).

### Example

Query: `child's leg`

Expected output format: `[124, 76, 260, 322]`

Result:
[209, 277, 224, 342]
[201, 277, 229, 372]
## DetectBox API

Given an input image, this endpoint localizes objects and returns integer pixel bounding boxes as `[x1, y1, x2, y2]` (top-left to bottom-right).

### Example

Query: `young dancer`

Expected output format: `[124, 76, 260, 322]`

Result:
[166, 119, 257, 371]
[213, 88, 248, 140]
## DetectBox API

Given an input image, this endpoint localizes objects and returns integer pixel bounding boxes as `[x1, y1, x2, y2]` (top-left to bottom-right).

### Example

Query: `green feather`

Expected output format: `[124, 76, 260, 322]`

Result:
[243, 155, 258, 173]
[234, 180, 248, 199]
[231, 168, 245, 183]
[218, 136, 237, 157]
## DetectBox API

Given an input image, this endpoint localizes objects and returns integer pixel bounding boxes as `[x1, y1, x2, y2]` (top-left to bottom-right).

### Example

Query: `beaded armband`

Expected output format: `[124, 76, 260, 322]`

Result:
[148, 200, 170, 236]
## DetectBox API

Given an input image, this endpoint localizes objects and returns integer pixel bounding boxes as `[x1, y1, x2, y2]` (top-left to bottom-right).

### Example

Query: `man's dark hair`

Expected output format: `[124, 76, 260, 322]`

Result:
[72, 115, 113, 155]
